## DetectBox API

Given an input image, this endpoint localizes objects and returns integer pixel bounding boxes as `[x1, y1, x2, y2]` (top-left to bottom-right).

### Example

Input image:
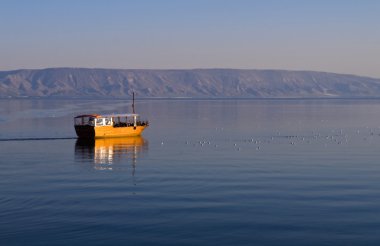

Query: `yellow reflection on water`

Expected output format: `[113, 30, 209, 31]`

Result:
[75, 136, 148, 171]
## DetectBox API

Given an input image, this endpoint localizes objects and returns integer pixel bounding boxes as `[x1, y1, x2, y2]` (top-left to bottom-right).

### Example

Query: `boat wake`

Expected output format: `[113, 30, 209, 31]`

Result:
[0, 137, 77, 142]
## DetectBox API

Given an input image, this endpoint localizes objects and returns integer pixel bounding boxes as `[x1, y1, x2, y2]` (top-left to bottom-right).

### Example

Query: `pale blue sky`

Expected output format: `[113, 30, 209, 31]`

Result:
[1, 0, 380, 77]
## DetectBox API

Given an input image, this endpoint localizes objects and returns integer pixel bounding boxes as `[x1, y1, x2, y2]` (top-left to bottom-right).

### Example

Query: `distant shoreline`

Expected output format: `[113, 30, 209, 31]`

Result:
[3, 96, 380, 101]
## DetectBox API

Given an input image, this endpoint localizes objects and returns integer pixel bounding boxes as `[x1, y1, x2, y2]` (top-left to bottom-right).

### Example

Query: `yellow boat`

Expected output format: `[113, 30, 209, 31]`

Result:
[74, 93, 148, 139]
[74, 113, 148, 138]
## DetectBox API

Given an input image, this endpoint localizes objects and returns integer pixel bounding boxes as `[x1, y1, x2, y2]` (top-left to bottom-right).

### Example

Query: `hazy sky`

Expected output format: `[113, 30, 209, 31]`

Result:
[1, 0, 380, 77]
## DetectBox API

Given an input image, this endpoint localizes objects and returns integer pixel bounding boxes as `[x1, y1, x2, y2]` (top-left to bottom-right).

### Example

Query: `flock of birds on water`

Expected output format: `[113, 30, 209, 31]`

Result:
[159, 126, 380, 152]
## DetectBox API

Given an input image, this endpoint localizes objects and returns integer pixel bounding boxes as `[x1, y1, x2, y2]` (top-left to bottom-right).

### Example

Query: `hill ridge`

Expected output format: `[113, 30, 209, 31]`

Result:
[1, 68, 380, 98]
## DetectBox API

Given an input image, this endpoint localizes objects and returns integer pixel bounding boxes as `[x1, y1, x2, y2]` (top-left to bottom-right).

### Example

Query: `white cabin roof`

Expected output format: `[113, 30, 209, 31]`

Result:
[102, 113, 140, 118]
[75, 113, 139, 119]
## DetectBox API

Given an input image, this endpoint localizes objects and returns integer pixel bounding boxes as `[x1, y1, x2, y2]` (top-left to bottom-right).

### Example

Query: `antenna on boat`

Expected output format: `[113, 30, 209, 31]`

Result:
[132, 91, 135, 114]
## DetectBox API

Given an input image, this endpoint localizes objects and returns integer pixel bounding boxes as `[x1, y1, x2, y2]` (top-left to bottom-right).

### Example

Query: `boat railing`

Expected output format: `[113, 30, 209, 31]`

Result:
[137, 120, 149, 126]
[113, 120, 149, 128]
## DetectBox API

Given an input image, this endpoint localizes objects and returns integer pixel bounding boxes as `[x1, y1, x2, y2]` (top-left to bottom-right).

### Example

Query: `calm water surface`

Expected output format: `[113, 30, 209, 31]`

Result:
[1, 99, 380, 245]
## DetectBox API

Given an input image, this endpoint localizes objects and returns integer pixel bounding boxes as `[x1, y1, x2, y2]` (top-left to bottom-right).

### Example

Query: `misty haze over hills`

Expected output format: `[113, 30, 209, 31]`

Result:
[1, 68, 380, 98]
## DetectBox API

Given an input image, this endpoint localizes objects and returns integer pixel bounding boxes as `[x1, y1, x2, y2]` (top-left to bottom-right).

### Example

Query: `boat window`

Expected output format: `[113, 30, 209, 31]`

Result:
[105, 118, 112, 126]
[75, 118, 82, 125]
[75, 116, 95, 126]
[89, 117, 95, 126]
[96, 118, 104, 126]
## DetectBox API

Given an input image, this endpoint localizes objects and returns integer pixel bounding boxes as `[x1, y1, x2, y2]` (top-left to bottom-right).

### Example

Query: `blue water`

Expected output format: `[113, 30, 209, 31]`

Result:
[1, 99, 380, 245]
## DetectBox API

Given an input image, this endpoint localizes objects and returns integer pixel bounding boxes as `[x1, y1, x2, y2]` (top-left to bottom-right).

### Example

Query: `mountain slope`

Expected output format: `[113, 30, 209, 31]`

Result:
[1, 68, 380, 98]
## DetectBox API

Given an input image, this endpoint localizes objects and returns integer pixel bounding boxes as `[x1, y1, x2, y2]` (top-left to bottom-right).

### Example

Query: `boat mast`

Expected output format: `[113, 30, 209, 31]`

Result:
[132, 91, 135, 114]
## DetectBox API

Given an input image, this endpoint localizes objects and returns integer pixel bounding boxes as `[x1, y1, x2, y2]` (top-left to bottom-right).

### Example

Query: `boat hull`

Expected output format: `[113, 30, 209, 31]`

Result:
[75, 125, 147, 139]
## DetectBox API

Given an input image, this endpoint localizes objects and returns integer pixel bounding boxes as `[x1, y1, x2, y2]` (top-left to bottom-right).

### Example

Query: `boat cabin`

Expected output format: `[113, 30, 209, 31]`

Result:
[74, 114, 148, 128]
